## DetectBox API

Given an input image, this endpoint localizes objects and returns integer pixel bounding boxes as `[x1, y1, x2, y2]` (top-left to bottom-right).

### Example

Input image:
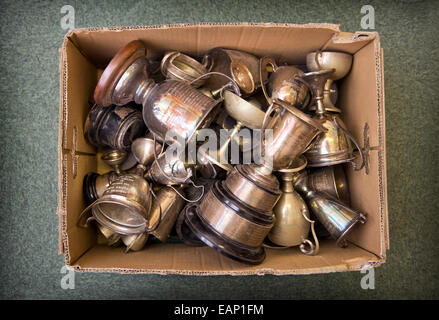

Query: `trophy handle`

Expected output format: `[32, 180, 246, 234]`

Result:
[259, 57, 277, 105]
[170, 180, 205, 203]
[189, 71, 241, 99]
[260, 101, 282, 154]
[77, 201, 97, 228]
[201, 53, 213, 72]
[333, 117, 365, 171]
[299, 209, 320, 256]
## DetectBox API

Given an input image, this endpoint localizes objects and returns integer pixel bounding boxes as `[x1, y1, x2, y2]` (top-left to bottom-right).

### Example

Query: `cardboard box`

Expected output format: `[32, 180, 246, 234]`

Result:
[58, 23, 388, 275]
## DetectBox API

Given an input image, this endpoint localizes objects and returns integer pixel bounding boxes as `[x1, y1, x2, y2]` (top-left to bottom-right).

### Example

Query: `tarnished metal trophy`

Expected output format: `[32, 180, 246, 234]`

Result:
[306, 51, 352, 111]
[79, 137, 160, 235]
[146, 150, 194, 185]
[97, 223, 121, 247]
[84, 103, 146, 150]
[302, 69, 364, 170]
[176, 179, 213, 247]
[293, 170, 366, 248]
[267, 156, 319, 255]
[308, 82, 340, 113]
[160, 51, 210, 88]
[121, 233, 149, 252]
[308, 165, 351, 205]
[260, 57, 311, 110]
[83, 171, 118, 205]
[203, 48, 264, 95]
[224, 164, 281, 213]
[93, 40, 221, 148]
[101, 149, 127, 174]
[184, 180, 275, 265]
[259, 99, 326, 171]
[148, 186, 186, 242]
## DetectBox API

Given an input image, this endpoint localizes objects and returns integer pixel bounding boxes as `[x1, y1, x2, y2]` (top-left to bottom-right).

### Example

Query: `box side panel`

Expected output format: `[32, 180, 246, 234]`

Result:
[338, 38, 387, 258]
[72, 241, 380, 275]
[62, 152, 97, 264]
[63, 39, 98, 154]
[68, 24, 340, 66]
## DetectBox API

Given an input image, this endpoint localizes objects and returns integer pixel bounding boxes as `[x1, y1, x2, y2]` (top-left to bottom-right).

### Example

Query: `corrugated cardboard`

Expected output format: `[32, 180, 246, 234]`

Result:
[58, 23, 387, 275]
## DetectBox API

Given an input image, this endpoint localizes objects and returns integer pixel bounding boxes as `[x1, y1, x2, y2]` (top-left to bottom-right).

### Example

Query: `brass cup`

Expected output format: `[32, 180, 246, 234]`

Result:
[91, 172, 153, 235]
[306, 51, 352, 111]
[302, 70, 365, 170]
[269, 156, 311, 247]
[308, 165, 351, 205]
[223, 164, 281, 213]
[83, 171, 119, 205]
[101, 149, 127, 174]
[94, 40, 220, 149]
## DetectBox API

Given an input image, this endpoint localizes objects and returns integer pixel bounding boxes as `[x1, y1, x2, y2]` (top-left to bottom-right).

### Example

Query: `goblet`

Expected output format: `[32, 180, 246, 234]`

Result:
[302, 70, 364, 170]
[101, 149, 127, 174]
[306, 51, 352, 111]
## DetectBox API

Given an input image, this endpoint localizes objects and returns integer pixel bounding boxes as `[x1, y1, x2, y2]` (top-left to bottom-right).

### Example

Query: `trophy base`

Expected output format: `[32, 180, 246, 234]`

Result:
[175, 206, 205, 247]
[185, 204, 266, 265]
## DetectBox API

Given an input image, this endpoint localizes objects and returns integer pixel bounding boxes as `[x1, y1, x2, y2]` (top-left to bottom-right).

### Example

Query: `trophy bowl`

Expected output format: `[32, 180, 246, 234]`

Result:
[306, 51, 353, 81]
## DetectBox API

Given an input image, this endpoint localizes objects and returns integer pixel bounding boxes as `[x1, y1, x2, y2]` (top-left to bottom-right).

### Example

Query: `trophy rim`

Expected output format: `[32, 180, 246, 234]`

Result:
[94, 40, 147, 106]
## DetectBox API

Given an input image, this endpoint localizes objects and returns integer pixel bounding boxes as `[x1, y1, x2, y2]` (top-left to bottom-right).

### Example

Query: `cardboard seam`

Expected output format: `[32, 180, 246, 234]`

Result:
[58, 48, 65, 254]
[68, 262, 376, 276]
[373, 36, 388, 259]
[61, 154, 70, 263]
[66, 22, 341, 34]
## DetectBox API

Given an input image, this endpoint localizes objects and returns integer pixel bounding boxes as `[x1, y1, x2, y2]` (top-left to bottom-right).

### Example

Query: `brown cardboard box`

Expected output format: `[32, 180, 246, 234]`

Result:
[58, 23, 388, 275]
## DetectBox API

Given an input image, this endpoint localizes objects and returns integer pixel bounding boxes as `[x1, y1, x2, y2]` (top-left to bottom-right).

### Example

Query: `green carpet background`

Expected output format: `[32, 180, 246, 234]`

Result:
[0, 0, 438, 299]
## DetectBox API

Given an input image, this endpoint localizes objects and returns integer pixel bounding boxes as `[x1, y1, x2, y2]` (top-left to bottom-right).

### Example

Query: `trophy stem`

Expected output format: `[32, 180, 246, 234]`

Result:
[323, 79, 335, 109]
[134, 78, 155, 105]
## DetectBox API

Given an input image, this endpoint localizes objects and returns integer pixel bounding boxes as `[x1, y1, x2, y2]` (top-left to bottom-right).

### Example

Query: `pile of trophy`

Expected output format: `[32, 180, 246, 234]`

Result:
[78, 40, 367, 265]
